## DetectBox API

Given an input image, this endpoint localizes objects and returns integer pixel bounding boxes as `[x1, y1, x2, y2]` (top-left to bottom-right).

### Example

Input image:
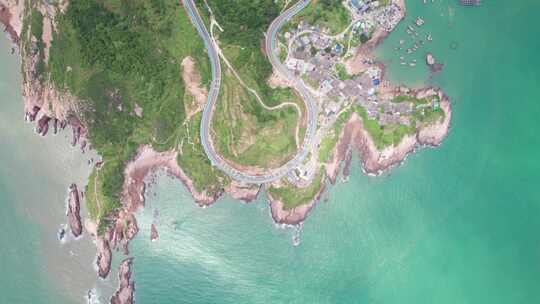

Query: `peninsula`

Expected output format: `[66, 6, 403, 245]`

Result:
[0, 0, 451, 302]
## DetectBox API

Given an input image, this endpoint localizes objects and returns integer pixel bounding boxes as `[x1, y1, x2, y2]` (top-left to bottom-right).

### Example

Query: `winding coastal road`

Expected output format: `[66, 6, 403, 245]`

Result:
[183, 0, 317, 184]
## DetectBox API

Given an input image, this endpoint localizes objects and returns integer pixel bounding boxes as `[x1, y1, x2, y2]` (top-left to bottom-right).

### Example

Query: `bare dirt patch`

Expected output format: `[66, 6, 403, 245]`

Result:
[181, 56, 208, 119]
[267, 69, 291, 89]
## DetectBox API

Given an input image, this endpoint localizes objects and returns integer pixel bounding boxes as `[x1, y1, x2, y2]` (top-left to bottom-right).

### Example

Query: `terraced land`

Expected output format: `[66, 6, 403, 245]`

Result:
[203, 0, 307, 170]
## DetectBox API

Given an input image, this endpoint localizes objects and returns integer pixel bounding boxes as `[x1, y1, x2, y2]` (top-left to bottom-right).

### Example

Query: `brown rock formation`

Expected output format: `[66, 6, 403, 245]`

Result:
[150, 224, 158, 242]
[426, 53, 444, 73]
[327, 93, 451, 179]
[95, 212, 139, 279]
[96, 233, 112, 279]
[67, 184, 83, 237]
[36, 115, 51, 136]
[110, 258, 135, 304]
[0, 0, 21, 43]
[268, 184, 326, 226]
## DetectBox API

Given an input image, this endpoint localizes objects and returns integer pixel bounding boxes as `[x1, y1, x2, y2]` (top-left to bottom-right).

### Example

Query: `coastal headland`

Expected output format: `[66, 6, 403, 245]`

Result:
[0, 0, 451, 302]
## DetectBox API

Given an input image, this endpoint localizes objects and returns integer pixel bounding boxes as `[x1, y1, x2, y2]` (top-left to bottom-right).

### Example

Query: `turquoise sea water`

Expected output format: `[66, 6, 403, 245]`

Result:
[2, 0, 540, 303]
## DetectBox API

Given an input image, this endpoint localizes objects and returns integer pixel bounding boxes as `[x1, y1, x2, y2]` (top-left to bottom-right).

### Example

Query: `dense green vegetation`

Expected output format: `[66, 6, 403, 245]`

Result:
[268, 170, 325, 210]
[206, 0, 290, 107]
[177, 112, 229, 194]
[30, 8, 43, 41]
[46, 0, 220, 232]
[85, 162, 124, 234]
[206, 0, 279, 48]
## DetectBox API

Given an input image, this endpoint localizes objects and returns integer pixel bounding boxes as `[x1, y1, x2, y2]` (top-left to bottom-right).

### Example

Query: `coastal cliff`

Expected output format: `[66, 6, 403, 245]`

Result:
[268, 65, 453, 225]
[0, 0, 87, 147]
[269, 89, 451, 226]
[269, 184, 326, 226]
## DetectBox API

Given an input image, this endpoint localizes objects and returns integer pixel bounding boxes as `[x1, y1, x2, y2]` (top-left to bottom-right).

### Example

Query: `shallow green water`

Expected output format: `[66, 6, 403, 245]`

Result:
[0, 37, 115, 302]
[2, 0, 540, 303]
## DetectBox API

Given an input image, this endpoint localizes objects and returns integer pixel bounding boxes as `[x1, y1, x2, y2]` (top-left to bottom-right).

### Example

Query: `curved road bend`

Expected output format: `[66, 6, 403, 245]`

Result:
[183, 0, 317, 184]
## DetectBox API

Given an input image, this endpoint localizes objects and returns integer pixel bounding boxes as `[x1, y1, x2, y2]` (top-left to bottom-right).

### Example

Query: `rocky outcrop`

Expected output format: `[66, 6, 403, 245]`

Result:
[112, 212, 139, 255]
[121, 145, 261, 211]
[426, 53, 444, 73]
[94, 211, 139, 279]
[122, 146, 213, 212]
[326, 89, 452, 178]
[36, 115, 51, 136]
[110, 258, 135, 304]
[324, 114, 359, 184]
[0, 0, 23, 43]
[96, 234, 112, 279]
[268, 184, 326, 226]
[71, 122, 85, 147]
[67, 184, 83, 237]
[3, 0, 88, 148]
[90, 145, 263, 280]
[225, 180, 261, 202]
[417, 96, 452, 146]
[150, 224, 158, 242]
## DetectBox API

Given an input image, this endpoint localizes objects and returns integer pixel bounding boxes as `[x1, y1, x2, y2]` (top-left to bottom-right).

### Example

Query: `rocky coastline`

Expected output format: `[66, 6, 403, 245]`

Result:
[269, 89, 451, 226]
[1, 0, 452, 301]
[0, 0, 21, 45]
[110, 258, 135, 304]
[1, 0, 88, 149]
[150, 223, 159, 241]
[95, 234, 113, 279]
[268, 184, 326, 226]
[267, 0, 451, 226]
[87, 145, 262, 278]
[426, 53, 444, 73]
[269, 0, 452, 225]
